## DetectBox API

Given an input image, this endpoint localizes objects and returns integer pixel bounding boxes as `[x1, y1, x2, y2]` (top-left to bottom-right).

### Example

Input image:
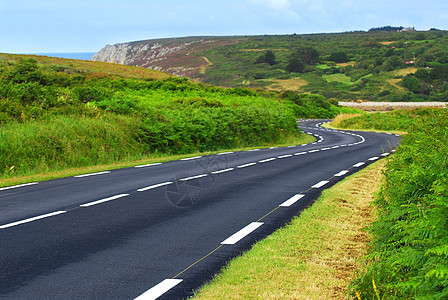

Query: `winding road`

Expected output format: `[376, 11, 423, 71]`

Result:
[0, 120, 401, 299]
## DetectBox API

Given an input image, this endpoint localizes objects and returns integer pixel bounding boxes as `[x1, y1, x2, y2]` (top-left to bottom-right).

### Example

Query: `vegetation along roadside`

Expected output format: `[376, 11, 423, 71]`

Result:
[0, 54, 337, 184]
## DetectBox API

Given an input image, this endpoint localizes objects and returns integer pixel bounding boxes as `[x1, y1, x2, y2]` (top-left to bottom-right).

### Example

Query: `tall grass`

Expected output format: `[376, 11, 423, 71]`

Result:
[350, 109, 448, 299]
[336, 108, 444, 132]
[0, 115, 144, 176]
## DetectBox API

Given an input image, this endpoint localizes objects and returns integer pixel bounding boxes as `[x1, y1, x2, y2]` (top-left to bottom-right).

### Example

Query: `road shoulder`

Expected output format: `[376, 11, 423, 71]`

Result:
[193, 160, 386, 299]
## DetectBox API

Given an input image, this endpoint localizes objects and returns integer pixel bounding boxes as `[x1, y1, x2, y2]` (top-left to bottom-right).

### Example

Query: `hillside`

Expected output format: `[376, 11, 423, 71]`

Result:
[93, 29, 448, 102]
[0, 53, 342, 179]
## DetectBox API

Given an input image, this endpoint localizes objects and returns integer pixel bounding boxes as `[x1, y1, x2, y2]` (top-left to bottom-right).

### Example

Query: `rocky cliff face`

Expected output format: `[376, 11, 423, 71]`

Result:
[92, 37, 238, 77]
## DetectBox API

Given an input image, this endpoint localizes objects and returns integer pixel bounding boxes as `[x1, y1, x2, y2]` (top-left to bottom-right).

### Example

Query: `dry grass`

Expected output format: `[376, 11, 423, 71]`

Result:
[379, 41, 396, 45]
[337, 62, 356, 67]
[393, 67, 418, 76]
[267, 77, 309, 91]
[330, 114, 364, 128]
[193, 161, 386, 299]
[387, 78, 405, 91]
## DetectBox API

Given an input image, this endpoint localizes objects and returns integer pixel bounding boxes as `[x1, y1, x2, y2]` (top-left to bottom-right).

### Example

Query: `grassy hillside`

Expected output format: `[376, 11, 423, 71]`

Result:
[0, 54, 339, 179]
[191, 30, 448, 102]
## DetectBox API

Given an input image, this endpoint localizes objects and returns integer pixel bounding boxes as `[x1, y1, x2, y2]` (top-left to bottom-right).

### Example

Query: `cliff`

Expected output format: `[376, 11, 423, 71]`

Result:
[92, 36, 239, 77]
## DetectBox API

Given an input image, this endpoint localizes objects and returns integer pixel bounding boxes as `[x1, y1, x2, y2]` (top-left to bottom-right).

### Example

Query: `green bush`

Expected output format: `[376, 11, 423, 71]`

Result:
[350, 109, 448, 299]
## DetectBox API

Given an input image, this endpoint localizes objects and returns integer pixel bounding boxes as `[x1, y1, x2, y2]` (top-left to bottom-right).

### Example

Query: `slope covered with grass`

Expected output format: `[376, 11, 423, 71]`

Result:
[0, 55, 339, 179]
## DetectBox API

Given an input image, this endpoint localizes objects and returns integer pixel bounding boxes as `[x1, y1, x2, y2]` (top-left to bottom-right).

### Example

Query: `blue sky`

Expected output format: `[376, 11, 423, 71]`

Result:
[1, 0, 447, 53]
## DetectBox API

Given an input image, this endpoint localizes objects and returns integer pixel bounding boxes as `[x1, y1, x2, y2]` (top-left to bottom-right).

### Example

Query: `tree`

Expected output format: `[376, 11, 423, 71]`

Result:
[256, 50, 277, 66]
[294, 47, 319, 64]
[329, 52, 348, 63]
[286, 58, 305, 73]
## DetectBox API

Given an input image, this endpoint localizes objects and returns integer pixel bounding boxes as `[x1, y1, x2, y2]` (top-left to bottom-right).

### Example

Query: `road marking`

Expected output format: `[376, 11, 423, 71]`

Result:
[217, 152, 234, 155]
[0, 182, 39, 191]
[278, 154, 292, 159]
[353, 162, 365, 167]
[321, 147, 331, 151]
[137, 182, 173, 192]
[334, 170, 349, 177]
[248, 149, 260, 152]
[340, 144, 347, 147]
[308, 149, 320, 153]
[134, 163, 162, 168]
[294, 152, 307, 156]
[134, 279, 183, 300]
[312, 181, 329, 189]
[237, 162, 257, 168]
[80, 194, 129, 207]
[269, 147, 278, 149]
[331, 146, 340, 149]
[368, 157, 379, 161]
[180, 156, 202, 161]
[279, 194, 305, 207]
[221, 222, 264, 245]
[381, 153, 390, 156]
[179, 174, 208, 181]
[211, 168, 234, 174]
[259, 158, 276, 163]
[287, 145, 296, 148]
[0, 211, 66, 229]
[74, 171, 111, 178]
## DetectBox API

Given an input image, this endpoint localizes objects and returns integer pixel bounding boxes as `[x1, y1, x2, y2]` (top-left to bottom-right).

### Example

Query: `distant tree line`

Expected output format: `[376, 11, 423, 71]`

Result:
[369, 26, 405, 32]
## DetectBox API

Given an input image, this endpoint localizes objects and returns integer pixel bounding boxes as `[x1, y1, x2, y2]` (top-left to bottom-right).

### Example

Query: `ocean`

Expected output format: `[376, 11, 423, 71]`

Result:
[33, 52, 96, 61]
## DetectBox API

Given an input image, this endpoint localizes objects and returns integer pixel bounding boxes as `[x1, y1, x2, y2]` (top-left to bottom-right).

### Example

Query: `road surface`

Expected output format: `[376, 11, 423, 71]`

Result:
[0, 120, 401, 299]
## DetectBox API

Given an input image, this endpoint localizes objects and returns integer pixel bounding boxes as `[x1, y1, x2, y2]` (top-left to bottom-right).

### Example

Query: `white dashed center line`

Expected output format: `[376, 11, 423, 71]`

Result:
[137, 182, 173, 192]
[74, 171, 111, 178]
[0, 211, 67, 229]
[211, 168, 234, 174]
[237, 163, 257, 168]
[80, 194, 129, 207]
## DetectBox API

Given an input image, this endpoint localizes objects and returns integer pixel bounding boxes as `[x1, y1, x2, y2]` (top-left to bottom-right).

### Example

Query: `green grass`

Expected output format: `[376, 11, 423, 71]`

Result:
[322, 73, 353, 85]
[0, 132, 314, 188]
[193, 160, 386, 299]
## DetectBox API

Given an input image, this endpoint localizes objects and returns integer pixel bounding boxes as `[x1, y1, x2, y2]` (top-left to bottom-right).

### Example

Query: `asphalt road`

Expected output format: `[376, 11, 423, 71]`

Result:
[0, 120, 401, 299]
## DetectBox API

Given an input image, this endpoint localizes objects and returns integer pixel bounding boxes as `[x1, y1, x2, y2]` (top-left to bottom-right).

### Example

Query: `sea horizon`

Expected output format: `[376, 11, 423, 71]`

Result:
[32, 52, 96, 61]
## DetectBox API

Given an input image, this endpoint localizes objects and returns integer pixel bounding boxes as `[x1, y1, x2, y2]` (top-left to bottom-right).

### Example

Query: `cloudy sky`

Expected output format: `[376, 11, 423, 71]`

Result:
[1, 0, 447, 53]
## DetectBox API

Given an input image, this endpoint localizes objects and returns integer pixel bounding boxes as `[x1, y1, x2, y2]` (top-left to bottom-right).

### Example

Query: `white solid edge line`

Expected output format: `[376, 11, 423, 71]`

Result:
[211, 168, 234, 174]
[0, 211, 66, 229]
[180, 156, 202, 161]
[0, 182, 39, 191]
[237, 163, 257, 168]
[80, 194, 129, 207]
[312, 180, 329, 189]
[134, 163, 162, 168]
[134, 279, 183, 300]
[179, 174, 208, 181]
[353, 162, 365, 167]
[137, 182, 173, 192]
[259, 158, 276, 163]
[279, 194, 305, 207]
[221, 222, 264, 245]
[334, 170, 349, 177]
[217, 152, 234, 155]
[74, 171, 111, 178]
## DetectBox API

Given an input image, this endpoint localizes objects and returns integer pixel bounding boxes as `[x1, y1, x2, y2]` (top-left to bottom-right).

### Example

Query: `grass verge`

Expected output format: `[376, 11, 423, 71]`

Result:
[323, 114, 408, 135]
[193, 160, 386, 299]
[0, 134, 314, 188]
